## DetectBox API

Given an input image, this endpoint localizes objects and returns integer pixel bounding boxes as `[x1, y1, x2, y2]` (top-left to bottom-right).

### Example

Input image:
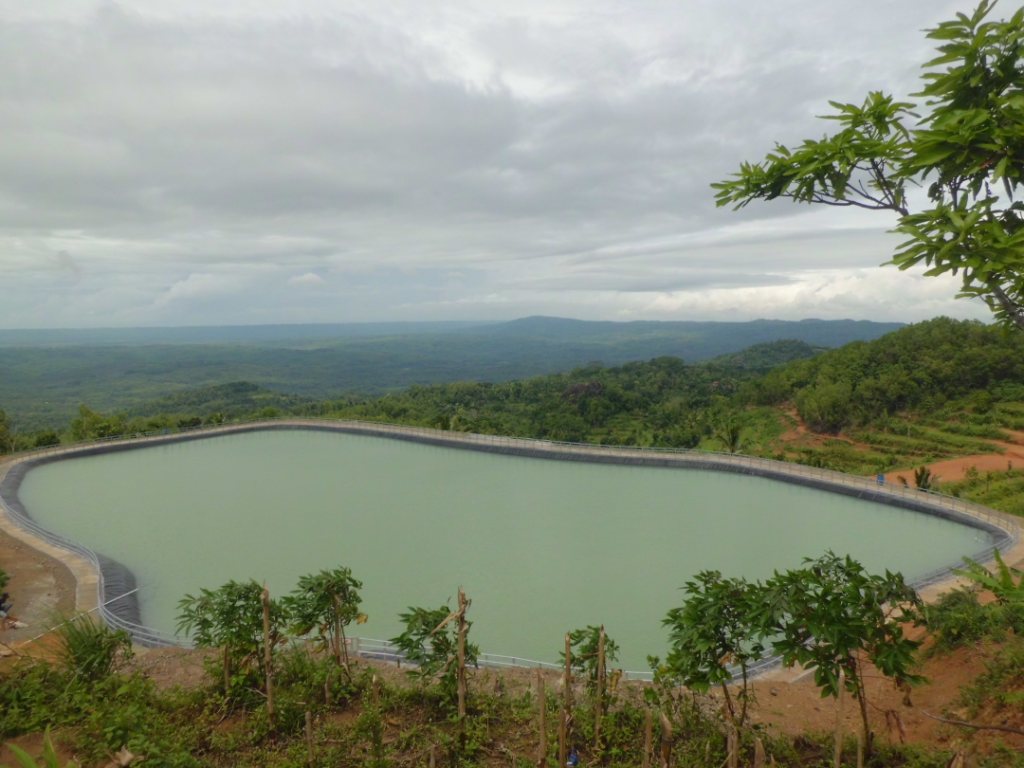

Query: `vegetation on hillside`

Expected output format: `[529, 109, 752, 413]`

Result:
[5, 318, 1024, 485]
[6, 554, 1019, 767]
[0, 318, 900, 430]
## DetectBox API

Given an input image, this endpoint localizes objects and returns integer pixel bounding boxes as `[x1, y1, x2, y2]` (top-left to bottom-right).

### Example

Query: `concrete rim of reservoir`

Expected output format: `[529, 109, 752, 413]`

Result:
[1, 419, 1021, 665]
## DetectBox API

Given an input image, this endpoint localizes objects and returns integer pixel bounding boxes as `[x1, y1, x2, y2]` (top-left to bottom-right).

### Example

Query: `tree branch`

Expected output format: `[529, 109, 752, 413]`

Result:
[989, 282, 1024, 331]
[921, 710, 1024, 736]
[807, 194, 897, 211]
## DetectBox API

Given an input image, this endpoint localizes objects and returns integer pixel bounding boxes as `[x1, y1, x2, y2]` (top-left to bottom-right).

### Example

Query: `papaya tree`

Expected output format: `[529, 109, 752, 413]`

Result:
[391, 591, 477, 713]
[177, 579, 288, 699]
[561, 624, 620, 689]
[283, 566, 367, 675]
[663, 571, 765, 730]
[755, 553, 924, 758]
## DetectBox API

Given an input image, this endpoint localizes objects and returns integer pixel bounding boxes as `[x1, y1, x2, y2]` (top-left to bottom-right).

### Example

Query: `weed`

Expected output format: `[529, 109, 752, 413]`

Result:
[2, 728, 73, 768]
[54, 614, 132, 682]
[925, 588, 999, 652]
[958, 638, 1024, 719]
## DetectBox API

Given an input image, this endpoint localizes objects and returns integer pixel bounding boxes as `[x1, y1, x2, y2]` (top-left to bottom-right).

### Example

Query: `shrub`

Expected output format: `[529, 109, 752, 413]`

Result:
[54, 615, 132, 682]
[925, 588, 997, 651]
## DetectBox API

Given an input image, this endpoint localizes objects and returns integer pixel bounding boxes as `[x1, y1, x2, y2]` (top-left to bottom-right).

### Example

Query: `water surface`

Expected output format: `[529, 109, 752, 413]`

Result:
[18, 429, 990, 669]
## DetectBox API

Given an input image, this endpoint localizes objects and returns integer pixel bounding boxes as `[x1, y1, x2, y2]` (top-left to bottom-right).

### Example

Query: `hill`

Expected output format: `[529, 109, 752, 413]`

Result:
[0, 317, 901, 429]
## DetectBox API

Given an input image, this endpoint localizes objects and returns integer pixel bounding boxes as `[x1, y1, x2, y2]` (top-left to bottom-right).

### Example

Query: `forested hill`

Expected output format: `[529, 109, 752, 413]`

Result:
[6, 318, 1024, 484]
[0, 317, 901, 429]
[320, 318, 1024, 447]
[6, 339, 817, 451]
[745, 317, 1024, 433]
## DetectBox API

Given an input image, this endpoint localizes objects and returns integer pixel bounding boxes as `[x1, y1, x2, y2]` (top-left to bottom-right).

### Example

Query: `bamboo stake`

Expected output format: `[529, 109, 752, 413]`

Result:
[558, 711, 567, 768]
[834, 668, 845, 768]
[457, 588, 469, 721]
[559, 633, 572, 768]
[222, 645, 230, 696]
[642, 709, 652, 768]
[594, 626, 606, 754]
[855, 731, 864, 768]
[658, 712, 672, 768]
[754, 737, 765, 768]
[262, 584, 275, 730]
[305, 710, 315, 767]
[536, 669, 547, 768]
[333, 594, 349, 671]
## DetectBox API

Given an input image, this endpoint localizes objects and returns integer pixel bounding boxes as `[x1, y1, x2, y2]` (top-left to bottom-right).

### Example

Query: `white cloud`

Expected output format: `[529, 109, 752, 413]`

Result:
[288, 272, 325, 287]
[0, 0, 985, 328]
[155, 272, 244, 306]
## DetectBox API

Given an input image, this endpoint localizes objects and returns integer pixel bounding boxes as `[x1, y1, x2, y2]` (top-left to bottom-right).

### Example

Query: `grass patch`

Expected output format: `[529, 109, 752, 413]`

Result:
[943, 469, 1024, 517]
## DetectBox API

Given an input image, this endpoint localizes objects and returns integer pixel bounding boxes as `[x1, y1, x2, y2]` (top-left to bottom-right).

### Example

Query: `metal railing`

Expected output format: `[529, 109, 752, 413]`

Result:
[348, 637, 651, 679]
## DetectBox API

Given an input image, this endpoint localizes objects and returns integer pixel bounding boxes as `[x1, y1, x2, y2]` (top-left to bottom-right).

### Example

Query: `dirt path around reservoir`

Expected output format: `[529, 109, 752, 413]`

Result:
[886, 428, 1024, 486]
[0, 456, 78, 653]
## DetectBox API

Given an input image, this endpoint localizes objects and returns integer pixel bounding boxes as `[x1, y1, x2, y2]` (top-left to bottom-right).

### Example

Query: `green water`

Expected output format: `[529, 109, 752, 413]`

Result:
[18, 429, 990, 669]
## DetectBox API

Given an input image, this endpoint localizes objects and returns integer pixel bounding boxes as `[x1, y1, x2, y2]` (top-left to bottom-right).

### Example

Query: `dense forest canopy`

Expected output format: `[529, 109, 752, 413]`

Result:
[0, 317, 902, 430]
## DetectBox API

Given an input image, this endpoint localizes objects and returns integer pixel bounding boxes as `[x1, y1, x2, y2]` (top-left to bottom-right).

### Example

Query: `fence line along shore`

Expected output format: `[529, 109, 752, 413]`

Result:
[1, 418, 1020, 679]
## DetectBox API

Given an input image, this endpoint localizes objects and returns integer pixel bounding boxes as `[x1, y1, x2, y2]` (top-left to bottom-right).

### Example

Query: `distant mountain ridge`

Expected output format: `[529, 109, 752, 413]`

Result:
[0, 321, 480, 348]
[0, 316, 905, 429]
[477, 316, 903, 347]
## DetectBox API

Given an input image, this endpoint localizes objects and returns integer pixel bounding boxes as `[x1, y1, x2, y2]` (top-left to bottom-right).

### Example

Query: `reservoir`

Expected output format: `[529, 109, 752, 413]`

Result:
[15, 428, 992, 670]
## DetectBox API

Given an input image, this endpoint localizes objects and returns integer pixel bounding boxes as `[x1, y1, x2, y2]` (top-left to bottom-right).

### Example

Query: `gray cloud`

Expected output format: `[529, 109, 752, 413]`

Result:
[0, 0, 988, 328]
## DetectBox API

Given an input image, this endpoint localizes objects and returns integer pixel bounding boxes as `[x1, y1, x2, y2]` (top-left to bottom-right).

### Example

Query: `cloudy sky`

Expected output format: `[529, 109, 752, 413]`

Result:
[0, 0, 993, 328]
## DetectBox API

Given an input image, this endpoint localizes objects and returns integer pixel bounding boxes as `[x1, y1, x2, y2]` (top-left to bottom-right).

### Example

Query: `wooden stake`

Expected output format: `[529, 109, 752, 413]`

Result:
[222, 644, 230, 696]
[429, 745, 437, 768]
[558, 711, 567, 768]
[594, 626, 606, 754]
[726, 723, 738, 768]
[262, 584, 275, 730]
[333, 594, 350, 671]
[658, 712, 672, 768]
[457, 588, 469, 721]
[642, 709, 652, 768]
[536, 669, 547, 768]
[305, 710, 315, 767]
[753, 737, 765, 768]
[559, 633, 572, 768]
[855, 730, 864, 768]
[834, 668, 845, 768]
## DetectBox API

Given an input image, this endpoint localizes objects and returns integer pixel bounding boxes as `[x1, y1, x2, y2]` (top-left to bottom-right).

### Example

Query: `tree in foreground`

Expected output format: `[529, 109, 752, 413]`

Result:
[562, 624, 620, 689]
[283, 566, 367, 676]
[391, 589, 478, 715]
[663, 571, 764, 730]
[177, 579, 286, 699]
[755, 553, 924, 758]
[713, 1, 1024, 328]
[661, 555, 923, 759]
